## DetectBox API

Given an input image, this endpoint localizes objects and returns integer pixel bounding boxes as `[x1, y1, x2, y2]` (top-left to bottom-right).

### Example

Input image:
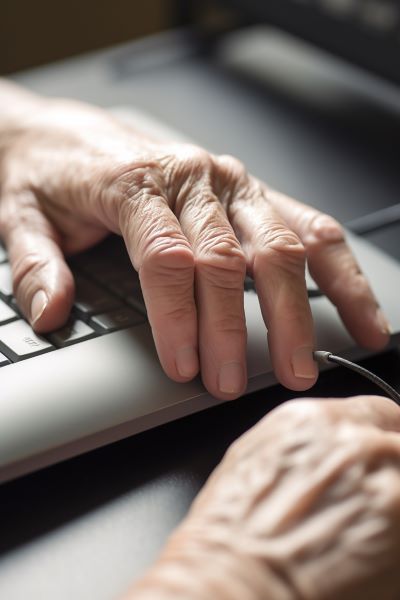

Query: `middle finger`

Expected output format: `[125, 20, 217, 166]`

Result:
[177, 170, 248, 400]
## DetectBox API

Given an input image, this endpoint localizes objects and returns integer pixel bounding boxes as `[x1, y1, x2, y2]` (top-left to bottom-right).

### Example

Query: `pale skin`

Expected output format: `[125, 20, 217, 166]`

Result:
[0, 80, 391, 400]
[124, 396, 400, 600]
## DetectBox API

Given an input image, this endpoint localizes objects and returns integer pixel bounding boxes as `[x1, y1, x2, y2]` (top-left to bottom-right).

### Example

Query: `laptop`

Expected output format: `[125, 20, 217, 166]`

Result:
[1, 107, 400, 484]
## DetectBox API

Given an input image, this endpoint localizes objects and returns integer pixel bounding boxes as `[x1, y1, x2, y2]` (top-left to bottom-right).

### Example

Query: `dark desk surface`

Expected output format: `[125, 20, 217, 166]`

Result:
[1, 27, 400, 600]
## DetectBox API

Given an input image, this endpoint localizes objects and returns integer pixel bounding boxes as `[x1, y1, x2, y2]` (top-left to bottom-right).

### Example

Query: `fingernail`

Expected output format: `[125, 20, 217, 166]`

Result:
[291, 347, 317, 379]
[176, 346, 199, 378]
[375, 308, 392, 336]
[218, 361, 245, 395]
[30, 290, 48, 325]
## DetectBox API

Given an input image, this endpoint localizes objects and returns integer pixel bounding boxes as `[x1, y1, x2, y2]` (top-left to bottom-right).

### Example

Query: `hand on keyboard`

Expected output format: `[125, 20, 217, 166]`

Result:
[0, 81, 391, 398]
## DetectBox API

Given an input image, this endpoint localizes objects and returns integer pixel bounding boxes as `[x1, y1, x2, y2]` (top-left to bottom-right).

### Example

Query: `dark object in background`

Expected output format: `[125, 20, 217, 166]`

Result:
[180, 0, 400, 86]
[0, 0, 171, 74]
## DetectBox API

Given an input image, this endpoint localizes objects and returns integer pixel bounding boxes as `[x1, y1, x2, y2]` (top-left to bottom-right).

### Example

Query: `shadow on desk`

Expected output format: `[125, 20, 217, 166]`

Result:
[1, 348, 399, 556]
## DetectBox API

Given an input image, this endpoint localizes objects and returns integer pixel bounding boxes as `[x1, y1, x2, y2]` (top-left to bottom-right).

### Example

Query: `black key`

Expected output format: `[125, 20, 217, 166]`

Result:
[90, 307, 146, 333]
[107, 276, 140, 294]
[49, 318, 97, 348]
[107, 278, 146, 313]
[74, 277, 121, 318]
[0, 299, 18, 325]
[9, 297, 21, 315]
[0, 320, 54, 361]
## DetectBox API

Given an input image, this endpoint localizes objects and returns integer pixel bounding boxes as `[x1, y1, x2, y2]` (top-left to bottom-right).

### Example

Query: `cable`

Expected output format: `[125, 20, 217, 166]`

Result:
[313, 350, 400, 404]
[345, 202, 400, 236]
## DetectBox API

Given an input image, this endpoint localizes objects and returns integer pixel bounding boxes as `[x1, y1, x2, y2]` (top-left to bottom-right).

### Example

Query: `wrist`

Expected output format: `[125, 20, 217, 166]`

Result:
[124, 525, 294, 600]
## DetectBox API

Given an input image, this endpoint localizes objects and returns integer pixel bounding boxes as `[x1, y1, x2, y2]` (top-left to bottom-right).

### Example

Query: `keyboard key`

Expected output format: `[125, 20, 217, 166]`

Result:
[90, 306, 146, 333]
[125, 293, 146, 314]
[107, 278, 146, 313]
[74, 277, 121, 318]
[0, 299, 18, 325]
[91, 262, 135, 285]
[0, 263, 13, 300]
[0, 243, 7, 264]
[74, 238, 133, 281]
[49, 318, 96, 348]
[108, 277, 141, 297]
[0, 320, 54, 361]
[0, 351, 10, 367]
[9, 297, 21, 315]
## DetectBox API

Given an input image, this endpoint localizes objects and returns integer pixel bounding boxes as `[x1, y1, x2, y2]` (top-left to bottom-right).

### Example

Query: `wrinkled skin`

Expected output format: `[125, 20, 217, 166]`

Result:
[0, 81, 390, 400]
[125, 396, 400, 600]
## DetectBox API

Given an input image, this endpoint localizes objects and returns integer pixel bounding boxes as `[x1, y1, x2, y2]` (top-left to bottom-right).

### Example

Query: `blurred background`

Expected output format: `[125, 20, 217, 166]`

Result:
[1, 0, 237, 74]
[2, 0, 400, 86]
[1, 0, 173, 73]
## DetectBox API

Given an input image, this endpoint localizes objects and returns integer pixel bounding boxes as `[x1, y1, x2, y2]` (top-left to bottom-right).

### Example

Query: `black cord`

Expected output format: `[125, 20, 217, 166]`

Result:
[313, 351, 400, 403]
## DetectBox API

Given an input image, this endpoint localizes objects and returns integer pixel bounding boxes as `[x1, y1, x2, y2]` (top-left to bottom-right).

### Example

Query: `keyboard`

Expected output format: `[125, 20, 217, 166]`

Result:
[2, 106, 400, 485]
[0, 236, 147, 366]
[0, 233, 325, 368]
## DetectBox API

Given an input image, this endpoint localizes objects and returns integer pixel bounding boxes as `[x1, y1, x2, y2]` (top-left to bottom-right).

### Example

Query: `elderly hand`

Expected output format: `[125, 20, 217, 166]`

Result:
[126, 396, 400, 600]
[0, 82, 390, 399]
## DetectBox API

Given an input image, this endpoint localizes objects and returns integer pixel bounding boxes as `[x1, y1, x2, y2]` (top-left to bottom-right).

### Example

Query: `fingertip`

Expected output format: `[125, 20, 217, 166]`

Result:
[274, 361, 318, 392]
[281, 374, 318, 393]
[175, 345, 200, 380]
[151, 327, 199, 385]
[30, 289, 49, 326]
[269, 333, 318, 392]
[198, 358, 247, 402]
[370, 308, 392, 348]
[341, 305, 391, 352]
[27, 264, 75, 333]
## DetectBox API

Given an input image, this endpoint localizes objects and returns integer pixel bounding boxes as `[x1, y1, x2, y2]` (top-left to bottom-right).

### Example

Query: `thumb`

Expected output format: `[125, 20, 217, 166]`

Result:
[0, 190, 74, 332]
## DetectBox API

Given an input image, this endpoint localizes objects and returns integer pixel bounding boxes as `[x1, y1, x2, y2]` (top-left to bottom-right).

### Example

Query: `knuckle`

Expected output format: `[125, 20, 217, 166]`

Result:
[172, 145, 213, 183]
[214, 154, 250, 201]
[374, 469, 400, 509]
[254, 229, 306, 272]
[141, 238, 195, 276]
[196, 240, 246, 288]
[105, 161, 165, 225]
[216, 154, 247, 177]
[111, 161, 164, 200]
[211, 314, 246, 336]
[178, 144, 212, 167]
[150, 301, 195, 328]
[306, 213, 345, 250]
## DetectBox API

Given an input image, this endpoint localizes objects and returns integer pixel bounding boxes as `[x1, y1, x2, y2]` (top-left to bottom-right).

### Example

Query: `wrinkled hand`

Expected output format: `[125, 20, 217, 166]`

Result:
[126, 396, 400, 600]
[0, 91, 390, 399]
